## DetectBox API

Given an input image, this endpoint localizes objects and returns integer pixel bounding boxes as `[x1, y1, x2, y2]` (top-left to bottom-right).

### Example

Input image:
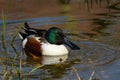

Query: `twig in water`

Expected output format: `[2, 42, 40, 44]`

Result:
[10, 23, 24, 45]
[19, 52, 23, 80]
[72, 67, 82, 80]
[29, 64, 44, 73]
[88, 71, 95, 80]
[10, 23, 24, 55]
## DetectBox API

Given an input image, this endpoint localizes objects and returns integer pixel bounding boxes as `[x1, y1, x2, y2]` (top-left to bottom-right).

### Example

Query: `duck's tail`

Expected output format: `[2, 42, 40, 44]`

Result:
[18, 22, 47, 39]
[18, 22, 30, 40]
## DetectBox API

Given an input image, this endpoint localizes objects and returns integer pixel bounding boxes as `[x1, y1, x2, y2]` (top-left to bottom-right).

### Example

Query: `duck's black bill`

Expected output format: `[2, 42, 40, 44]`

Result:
[65, 39, 80, 50]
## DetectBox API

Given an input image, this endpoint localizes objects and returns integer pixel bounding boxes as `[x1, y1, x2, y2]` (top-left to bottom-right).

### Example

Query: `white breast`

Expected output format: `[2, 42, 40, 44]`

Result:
[22, 38, 28, 48]
[41, 43, 69, 56]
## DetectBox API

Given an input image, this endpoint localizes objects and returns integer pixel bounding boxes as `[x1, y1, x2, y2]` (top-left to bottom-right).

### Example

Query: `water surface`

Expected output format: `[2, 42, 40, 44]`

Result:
[0, 0, 120, 80]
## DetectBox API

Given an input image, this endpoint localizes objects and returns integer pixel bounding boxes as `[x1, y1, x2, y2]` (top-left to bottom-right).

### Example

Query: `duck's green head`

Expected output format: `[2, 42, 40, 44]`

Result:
[45, 27, 80, 50]
[45, 27, 65, 45]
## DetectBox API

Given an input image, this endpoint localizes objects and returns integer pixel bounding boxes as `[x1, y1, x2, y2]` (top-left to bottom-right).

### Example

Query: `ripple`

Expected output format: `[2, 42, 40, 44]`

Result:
[69, 41, 119, 67]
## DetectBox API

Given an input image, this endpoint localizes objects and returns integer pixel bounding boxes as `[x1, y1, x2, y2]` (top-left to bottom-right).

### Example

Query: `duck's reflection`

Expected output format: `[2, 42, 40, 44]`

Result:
[26, 54, 68, 65]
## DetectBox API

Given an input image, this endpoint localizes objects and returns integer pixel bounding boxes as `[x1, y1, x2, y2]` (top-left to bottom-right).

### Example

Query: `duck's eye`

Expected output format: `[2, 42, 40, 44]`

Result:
[57, 32, 64, 37]
[56, 33, 59, 36]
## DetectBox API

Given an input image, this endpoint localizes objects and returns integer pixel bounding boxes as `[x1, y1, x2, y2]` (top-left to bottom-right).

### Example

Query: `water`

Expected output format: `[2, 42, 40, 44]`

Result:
[0, 0, 120, 80]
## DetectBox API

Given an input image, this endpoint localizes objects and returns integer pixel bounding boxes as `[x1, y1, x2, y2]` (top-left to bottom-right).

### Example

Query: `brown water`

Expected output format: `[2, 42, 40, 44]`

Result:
[0, 0, 120, 80]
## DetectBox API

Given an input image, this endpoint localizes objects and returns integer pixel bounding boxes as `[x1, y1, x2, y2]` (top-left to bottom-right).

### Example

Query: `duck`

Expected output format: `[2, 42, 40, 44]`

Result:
[18, 22, 80, 58]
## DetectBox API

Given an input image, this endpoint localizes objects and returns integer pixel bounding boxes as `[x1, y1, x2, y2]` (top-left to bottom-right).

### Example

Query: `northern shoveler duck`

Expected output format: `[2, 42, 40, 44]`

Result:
[18, 22, 80, 58]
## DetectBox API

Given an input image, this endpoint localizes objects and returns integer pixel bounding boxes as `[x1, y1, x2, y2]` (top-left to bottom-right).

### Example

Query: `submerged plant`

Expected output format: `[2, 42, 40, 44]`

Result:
[1, 11, 7, 55]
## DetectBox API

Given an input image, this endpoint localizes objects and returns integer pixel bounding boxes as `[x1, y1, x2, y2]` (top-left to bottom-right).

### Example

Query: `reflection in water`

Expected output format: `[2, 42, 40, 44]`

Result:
[82, 16, 117, 38]
[59, 0, 76, 31]
[82, 0, 111, 12]
[24, 54, 78, 79]
[0, 16, 68, 26]
[59, 0, 70, 4]
[92, 18, 112, 36]
[109, 2, 120, 10]
[26, 55, 68, 65]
